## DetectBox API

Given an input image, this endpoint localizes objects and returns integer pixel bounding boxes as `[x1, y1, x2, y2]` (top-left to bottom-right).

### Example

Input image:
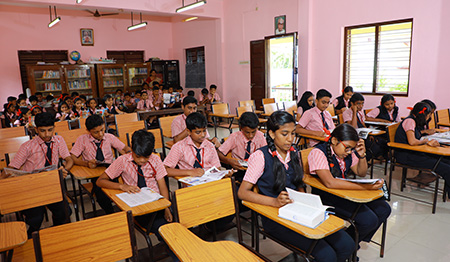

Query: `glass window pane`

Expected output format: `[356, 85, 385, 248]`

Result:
[268, 35, 295, 102]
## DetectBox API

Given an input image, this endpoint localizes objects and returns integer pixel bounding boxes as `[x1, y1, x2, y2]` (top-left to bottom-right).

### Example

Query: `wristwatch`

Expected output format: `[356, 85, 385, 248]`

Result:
[358, 152, 367, 159]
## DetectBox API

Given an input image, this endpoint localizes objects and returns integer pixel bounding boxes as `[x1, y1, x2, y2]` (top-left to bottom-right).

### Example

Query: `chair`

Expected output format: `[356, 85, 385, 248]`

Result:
[283, 101, 297, 116]
[338, 114, 344, 124]
[56, 128, 87, 150]
[238, 100, 256, 108]
[162, 178, 264, 261]
[78, 117, 86, 129]
[32, 211, 137, 262]
[276, 102, 285, 111]
[326, 104, 335, 117]
[387, 123, 445, 213]
[364, 109, 373, 115]
[0, 126, 27, 139]
[0, 136, 31, 166]
[263, 103, 278, 117]
[116, 121, 146, 145]
[125, 129, 164, 157]
[236, 106, 254, 119]
[114, 113, 138, 131]
[158, 115, 179, 157]
[54, 121, 70, 133]
[436, 109, 450, 128]
[211, 103, 239, 137]
[262, 98, 275, 106]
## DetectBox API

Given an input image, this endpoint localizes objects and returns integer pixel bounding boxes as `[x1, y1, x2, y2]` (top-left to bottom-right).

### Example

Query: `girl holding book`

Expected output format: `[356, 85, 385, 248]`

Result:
[238, 111, 354, 262]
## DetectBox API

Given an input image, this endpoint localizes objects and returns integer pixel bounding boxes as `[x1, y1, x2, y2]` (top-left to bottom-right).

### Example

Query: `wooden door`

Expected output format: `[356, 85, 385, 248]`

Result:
[250, 40, 265, 109]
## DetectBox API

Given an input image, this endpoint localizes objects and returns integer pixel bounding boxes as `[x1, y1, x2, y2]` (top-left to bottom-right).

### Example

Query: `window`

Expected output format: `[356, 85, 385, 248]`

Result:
[343, 19, 413, 95]
[185, 46, 205, 89]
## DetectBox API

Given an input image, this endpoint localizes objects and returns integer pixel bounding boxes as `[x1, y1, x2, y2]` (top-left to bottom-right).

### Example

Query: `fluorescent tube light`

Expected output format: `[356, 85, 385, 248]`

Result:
[76, 0, 83, 3]
[127, 22, 147, 31]
[183, 17, 198, 22]
[176, 0, 206, 13]
[48, 17, 61, 28]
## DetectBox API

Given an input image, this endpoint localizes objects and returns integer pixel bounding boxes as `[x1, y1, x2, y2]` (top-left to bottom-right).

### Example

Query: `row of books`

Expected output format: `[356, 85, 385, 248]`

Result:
[129, 78, 145, 86]
[134, 68, 147, 75]
[103, 80, 124, 88]
[102, 68, 123, 76]
[67, 69, 90, 78]
[68, 80, 92, 90]
[40, 70, 60, 78]
[41, 82, 62, 91]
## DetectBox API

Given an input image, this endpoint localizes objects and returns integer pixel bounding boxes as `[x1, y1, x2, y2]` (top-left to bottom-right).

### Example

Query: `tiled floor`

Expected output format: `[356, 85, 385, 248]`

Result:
[28, 127, 450, 261]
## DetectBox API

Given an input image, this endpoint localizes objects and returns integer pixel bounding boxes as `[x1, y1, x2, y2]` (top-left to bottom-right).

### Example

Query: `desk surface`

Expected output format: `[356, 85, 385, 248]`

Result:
[159, 222, 263, 262]
[303, 174, 384, 203]
[242, 201, 345, 239]
[210, 113, 237, 118]
[138, 105, 206, 119]
[364, 121, 397, 127]
[0, 221, 27, 253]
[297, 133, 328, 142]
[102, 187, 171, 216]
[70, 165, 107, 180]
[388, 142, 450, 156]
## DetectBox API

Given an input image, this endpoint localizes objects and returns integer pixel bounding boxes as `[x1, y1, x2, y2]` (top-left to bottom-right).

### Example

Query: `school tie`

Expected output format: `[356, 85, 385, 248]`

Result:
[135, 163, 147, 188]
[194, 148, 202, 168]
[44, 142, 52, 167]
[143, 101, 147, 109]
[321, 112, 329, 130]
[94, 141, 104, 162]
[244, 140, 252, 160]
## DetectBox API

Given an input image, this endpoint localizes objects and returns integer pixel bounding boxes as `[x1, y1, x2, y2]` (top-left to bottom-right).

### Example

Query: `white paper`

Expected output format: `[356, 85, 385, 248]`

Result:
[364, 121, 396, 126]
[116, 187, 163, 207]
[238, 160, 248, 167]
[4, 164, 58, 177]
[337, 178, 381, 184]
[178, 167, 228, 186]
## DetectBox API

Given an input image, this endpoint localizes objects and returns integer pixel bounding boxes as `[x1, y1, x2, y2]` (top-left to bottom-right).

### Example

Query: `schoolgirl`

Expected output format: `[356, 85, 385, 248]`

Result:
[56, 102, 73, 121]
[333, 86, 353, 115]
[366, 94, 400, 123]
[296, 91, 314, 122]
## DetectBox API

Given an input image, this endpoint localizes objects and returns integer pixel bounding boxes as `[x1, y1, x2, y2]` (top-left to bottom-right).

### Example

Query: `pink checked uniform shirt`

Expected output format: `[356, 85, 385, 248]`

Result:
[163, 136, 220, 170]
[298, 107, 335, 146]
[366, 108, 401, 122]
[70, 133, 126, 164]
[343, 109, 366, 124]
[105, 153, 166, 193]
[137, 99, 154, 111]
[218, 130, 267, 160]
[171, 114, 210, 138]
[308, 147, 359, 176]
[10, 135, 70, 172]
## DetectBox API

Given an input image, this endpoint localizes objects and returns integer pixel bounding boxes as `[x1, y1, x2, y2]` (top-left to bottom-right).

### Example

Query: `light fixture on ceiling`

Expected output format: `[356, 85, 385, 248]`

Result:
[176, 0, 206, 13]
[48, 6, 61, 28]
[127, 12, 147, 31]
[183, 16, 198, 22]
[76, 0, 83, 3]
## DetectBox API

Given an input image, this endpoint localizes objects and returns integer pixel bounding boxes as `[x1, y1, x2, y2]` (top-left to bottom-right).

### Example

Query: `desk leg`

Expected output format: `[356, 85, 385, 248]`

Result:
[431, 156, 443, 214]
[387, 149, 394, 201]
[78, 180, 86, 220]
[6, 249, 14, 262]
[251, 210, 256, 248]
[213, 116, 218, 138]
[255, 212, 260, 253]
[70, 174, 80, 221]
[133, 213, 157, 262]
[305, 240, 318, 261]
[380, 220, 387, 257]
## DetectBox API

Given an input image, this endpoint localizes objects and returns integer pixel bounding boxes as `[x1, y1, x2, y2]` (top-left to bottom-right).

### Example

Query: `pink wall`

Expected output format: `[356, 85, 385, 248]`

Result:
[0, 5, 174, 99]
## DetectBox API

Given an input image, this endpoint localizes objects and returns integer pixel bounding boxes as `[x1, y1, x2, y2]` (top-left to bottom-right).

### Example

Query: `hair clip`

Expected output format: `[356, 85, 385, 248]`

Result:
[406, 106, 413, 110]
[271, 151, 278, 157]
[330, 163, 335, 167]
[419, 107, 427, 114]
[289, 146, 295, 152]
[324, 136, 331, 142]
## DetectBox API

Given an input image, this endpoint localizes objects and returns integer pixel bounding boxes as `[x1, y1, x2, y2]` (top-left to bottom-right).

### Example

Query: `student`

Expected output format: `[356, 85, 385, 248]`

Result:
[187, 90, 195, 97]
[136, 91, 154, 111]
[8, 112, 73, 237]
[164, 112, 220, 177]
[333, 86, 353, 115]
[29, 95, 38, 107]
[366, 94, 401, 123]
[296, 91, 315, 122]
[31, 105, 43, 116]
[238, 111, 354, 262]
[44, 95, 55, 108]
[103, 95, 124, 116]
[96, 130, 178, 261]
[2, 102, 17, 127]
[123, 92, 135, 108]
[296, 89, 335, 146]
[56, 102, 72, 121]
[35, 92, 46, 107]
[420, 99, 437, 135]
[199, 88, 211, 106]
[176, 86, 184, 98]
[394, 102, 450, 196]
[79, 95, 87, 109]
[151, 87, 162, 110]
[7, 96, 17, 106]
[308, 123, 390, 245]
[343, 92, 366, 128]
[134, 90, 142, 104]
[71, 115, 131, 214]
[14, 107, 31, 127]
[71, 91, 79, 98]
[71, 97, 84, 118]
[86, 98, 99, 116]
[17, 98, 29, 109]
[218, 112, 267, 181]
[209, 84, 221, 103]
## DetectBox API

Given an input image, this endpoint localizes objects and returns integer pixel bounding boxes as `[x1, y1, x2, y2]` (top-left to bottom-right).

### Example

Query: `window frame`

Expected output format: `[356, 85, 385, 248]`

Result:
[342, 18, 413, 97]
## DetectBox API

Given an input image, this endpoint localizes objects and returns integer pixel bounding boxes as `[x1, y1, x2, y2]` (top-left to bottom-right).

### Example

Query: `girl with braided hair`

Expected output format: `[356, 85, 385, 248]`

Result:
[239, 111, 354, 262]
[308, 123, 391, 246]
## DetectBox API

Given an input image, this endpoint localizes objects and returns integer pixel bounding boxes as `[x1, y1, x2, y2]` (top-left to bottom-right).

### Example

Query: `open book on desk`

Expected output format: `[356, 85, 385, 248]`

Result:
[337, 177, 382, 184]
[178, 167, 228, 186]
[278, 188, 333, 229]
[116, 187, 163, 207]
[3, 164, 58, 177]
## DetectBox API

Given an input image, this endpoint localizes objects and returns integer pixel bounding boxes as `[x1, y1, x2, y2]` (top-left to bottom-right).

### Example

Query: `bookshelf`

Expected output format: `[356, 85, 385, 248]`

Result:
[125, 63, 151, 95]
[26, 65, 65, 96]
[63, 64, 97, 98]
[96, 64, 126, 98]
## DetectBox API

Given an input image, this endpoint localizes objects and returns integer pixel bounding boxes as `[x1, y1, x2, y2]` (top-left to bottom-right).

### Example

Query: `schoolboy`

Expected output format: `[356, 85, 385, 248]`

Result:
[35, 92, 46, 107]
[343, 92, 366, 128]
[164, 112, 220, 177]
[29, 95, 38, 107]
[8, 112, 73, 237]
[296, 89, 336, 146]
[151, 87, 162, 110]
[176, 86, 184, 98]
[209, 84, 221, 103]
[96, 130, 176, 260]
[136, 91, 154, 111]
[134, 91, 142, 104]
[218, 112, 267, 181]
[71, 115, 131, 214]
[199, 88, 210, 106]
[7, 96, 17, 106]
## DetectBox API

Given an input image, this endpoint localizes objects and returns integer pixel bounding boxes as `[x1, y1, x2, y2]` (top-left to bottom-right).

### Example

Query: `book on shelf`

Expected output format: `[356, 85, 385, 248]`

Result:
[115, 187, 163, 207]
[278, 188, 333, 229]
[178, 167, 228, 186]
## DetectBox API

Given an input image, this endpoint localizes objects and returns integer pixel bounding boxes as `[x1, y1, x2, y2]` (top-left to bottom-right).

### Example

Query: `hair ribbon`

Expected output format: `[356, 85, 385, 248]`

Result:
[418, 107, 427, 114]
[272, 151, 277, 157]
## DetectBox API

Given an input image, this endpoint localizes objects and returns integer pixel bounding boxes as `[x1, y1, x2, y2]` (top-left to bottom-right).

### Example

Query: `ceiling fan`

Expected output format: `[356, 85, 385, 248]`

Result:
[85, 9, 119, 17]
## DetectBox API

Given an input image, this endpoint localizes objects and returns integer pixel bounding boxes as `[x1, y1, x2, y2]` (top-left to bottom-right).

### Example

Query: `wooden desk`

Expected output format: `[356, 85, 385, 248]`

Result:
[159, 222, 263, 262]
[102, 187, 171, 216]
[364, 121, 397, 127]
[387, 142, 450, 156]
[303, 175, 383, 203]
[210, 113, 237, 119]
[0, 222, 27, 262]
[210, 113, 237, 137]
[138, 105, 206, 120]
[297, 133, 327, 143]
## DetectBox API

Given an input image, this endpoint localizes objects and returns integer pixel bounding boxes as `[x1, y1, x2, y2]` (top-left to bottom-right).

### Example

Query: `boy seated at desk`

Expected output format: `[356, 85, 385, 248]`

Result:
[164, 112, 221, 177]
[136, 90, 154, 111]
[96, 130, 178, 261]
[296, 89, 335, 147]
[171, 96, 220, 147]
[8, 112, 74, 237]
[151, 87, 163, 110]
[70, 114, 131, 214]
[218, 112, 267, 182]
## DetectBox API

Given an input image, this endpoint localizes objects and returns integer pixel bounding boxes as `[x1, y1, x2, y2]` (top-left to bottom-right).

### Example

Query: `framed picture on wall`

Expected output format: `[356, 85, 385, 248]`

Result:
[80, 28, 94, 46]
[275, 15, 286, 35]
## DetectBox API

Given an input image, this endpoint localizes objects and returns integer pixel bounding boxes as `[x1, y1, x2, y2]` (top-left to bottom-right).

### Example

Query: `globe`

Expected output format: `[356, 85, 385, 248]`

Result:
[70, 51, 81, 62]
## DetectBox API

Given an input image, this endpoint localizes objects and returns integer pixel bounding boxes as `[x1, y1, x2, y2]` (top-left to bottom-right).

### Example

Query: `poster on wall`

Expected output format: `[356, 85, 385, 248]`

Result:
[275, 15, 286, 35]
[80, 28, 94, 46]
